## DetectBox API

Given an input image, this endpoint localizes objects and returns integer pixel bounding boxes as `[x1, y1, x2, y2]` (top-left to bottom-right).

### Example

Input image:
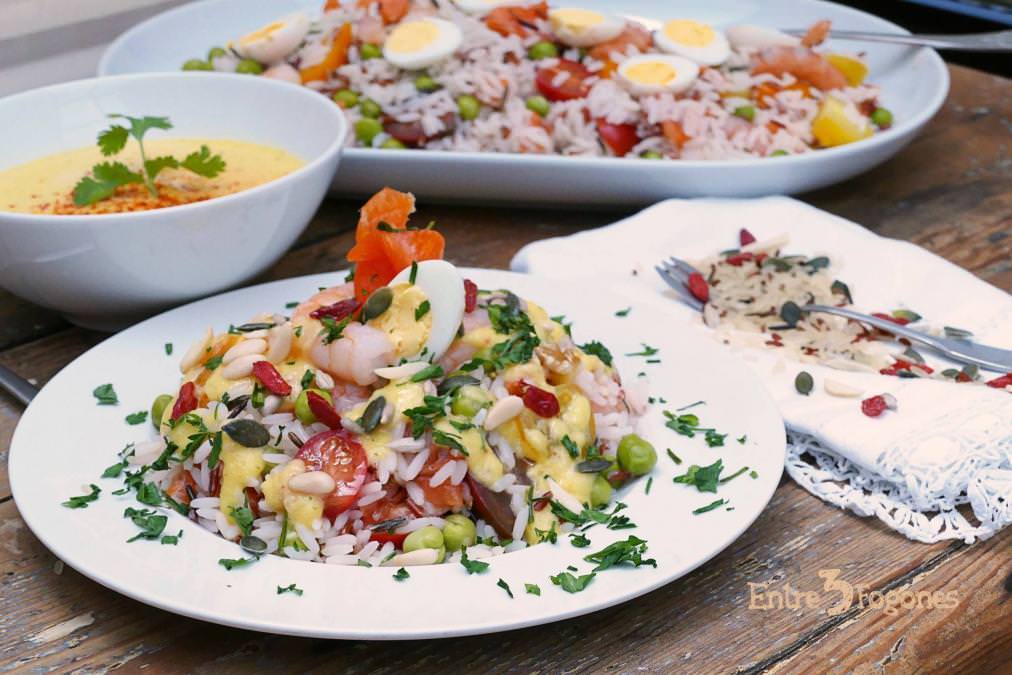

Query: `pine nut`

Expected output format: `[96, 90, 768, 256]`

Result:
[287, 470, 336, 495]
[222, 338, 267, 365]
[221, 353, 261, 380]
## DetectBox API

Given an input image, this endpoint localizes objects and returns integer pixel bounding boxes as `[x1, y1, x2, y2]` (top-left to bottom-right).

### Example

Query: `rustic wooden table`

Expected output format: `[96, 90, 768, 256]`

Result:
[1, 64, 1009, 674]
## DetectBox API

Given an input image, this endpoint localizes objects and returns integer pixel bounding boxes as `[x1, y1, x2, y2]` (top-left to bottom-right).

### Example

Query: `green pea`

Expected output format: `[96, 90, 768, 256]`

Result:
[770, 149, 789, 157]
[207, 46, 227, 61]
[182, 59, 213, 71]
[456, 94, 481, 121]
[641, 150, 663, 160]
[528, 41, 559, 60]
[359, 98, 382, 119]
[380, 137, 406, 150]
[333, 89, 359, 108]
[414, 75, 440, 92]
[590, 475, 613, 507]
[442, 514, 477, 551]
[404, 525, 444, 553]
[150, 394, 173, 429]
[734, 105, 756, 122]
[235, 59, 263, 75]
[450, 385, 492, 418]
[870, 107, 893, 128]
[355, 117, 384, 144]
[616, 434, 657, 476]
[295, 388, 332, 424]
[525, 95, 550, 117]
[360, 43, 383, 60]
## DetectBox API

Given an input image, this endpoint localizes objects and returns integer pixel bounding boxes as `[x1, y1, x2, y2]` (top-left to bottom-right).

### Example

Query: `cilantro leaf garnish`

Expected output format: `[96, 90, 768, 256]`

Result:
[73, 114, 224, 206]
[460, 549, 490, 574]
[277, 583, 304, 595]
[124, 507, 168, 543]
[525, 583, 541, 596]
[92, 383, 119, 405]
[497, 578, 514, 598]
[62, 484, 101, 509]
[580, 340, 613, 367]
[673, 459, 723, 493]
[393, 567, 410, 581]
[583, 536, 656, 571]
[161, 530, 183, 545]
[550, 570, 596, 593]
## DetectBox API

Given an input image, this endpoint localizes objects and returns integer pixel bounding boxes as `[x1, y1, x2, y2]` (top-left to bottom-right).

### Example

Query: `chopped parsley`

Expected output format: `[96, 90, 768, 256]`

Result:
[625, 343, 659, 357]
[737, 435, 747, 445]
[664, 411, 726, 447]
[219, 556, 260, 571]
[459, 549, 490, 575]
[666, 448, 682, 465]
[230, 506, 255, 537]
[92, 383, 118, 405]
[415, 299, 430, 320]
[408, 261, 419, 284]
[535, 523, 558, 544]
[393, 567, 410, 581]
[525, 583, 541, 596]
[432, 429, 467, 455]
[496, 578, 514, 598]
[673, 459, 723, 493]
[62, 484, 101, 508]
[160, 530, 183, 545]
[645, 476, 653, 494]
[410, 363, 444, 382]
[136, 482, 163, 506]
[403, 395, 449, 438]
[693, 498, 727, 514]
[320, 316, 352, 344]
[204, 355, 223, 371]
[580, 340, 613, 367]
[615, 307, 631, 317]
[101, 461, 126, 479]
[550, 571, 596, 593]
[569, 532, 591, 548]
[720, 466, 750, 485]
[125, 410, 148, 425]
[583, 536, 656, 571]
[207, 431, 224, 469]
[124, 507, 167, 542]
[277, 583, 304, 596]
[300, 369, 314, 390]
[164, 343, 173, 355]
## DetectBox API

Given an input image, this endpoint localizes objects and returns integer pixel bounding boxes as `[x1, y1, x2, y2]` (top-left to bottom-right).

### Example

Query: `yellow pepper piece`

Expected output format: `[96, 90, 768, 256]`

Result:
[812, 97, 873, 148]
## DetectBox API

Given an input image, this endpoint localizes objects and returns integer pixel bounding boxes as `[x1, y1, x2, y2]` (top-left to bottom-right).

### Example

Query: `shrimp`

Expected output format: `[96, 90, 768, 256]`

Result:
[751, 46, 847, 91]
[587, 22, 652, 62]
[801, 20, 831, 48]
[292, 284, 396, 386]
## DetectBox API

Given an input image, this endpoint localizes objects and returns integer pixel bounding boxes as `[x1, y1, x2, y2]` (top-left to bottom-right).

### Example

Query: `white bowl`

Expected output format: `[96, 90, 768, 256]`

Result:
[0, 73, 347, 329]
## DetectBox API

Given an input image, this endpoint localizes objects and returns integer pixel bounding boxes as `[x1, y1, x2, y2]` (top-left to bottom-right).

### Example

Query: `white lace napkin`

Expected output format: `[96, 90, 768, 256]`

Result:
[511, 197, 1012, 544]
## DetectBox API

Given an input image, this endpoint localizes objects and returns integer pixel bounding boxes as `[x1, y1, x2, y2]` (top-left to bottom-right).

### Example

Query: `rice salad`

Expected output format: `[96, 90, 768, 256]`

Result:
[126, 188, 653, 568]
[182, 1, 893, 159]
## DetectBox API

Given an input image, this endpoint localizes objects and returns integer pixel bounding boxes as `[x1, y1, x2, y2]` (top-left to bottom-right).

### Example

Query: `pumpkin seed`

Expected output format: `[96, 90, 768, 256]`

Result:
[944, 326, 973, 339]
[780, 301, 804, 327]
[902, 346, 925, 364]
[763, 257, 793, 272]
[358, 396, 386, 433]
[803, 256, 830, 273]
[436, 374, 480, 396]
[240, 535, 267, 554]
[830, 280, 853, 304]
[892, 309, 922, 323]
[222, 419, 271, 447]
[361, 287, 393, 322]
[576, 459, 613, 473]
[225, 394, 251, 418]
[961, 364, 979, 380]
[794, 371, 814, 396]
[235, 322, 274, 332]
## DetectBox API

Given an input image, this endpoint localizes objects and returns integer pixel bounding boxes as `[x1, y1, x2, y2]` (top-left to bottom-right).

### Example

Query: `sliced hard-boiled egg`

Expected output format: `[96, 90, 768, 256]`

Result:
[617, 54, 699, 95]
[725, 24, 800, 50]
[231, 13, 310, 65]
[388, 260, 465, 360]
[453, 0, 525, 15]
[549, 8, 624, 48]
[382, 18, 463, 70]
[654, 19, 730, 66]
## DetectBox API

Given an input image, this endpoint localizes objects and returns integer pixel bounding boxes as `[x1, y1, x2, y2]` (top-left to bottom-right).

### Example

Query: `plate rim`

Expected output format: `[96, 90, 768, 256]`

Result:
[9, 267, 786, 639]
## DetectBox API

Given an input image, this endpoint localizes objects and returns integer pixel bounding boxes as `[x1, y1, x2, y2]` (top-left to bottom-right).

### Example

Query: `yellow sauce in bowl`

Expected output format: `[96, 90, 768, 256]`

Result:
[0, 138, 304, 215]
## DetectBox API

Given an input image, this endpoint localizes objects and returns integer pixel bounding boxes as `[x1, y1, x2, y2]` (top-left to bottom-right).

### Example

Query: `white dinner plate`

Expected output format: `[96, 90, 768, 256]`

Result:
[11, 268, 784, 639]
[97, 0, 949, 205]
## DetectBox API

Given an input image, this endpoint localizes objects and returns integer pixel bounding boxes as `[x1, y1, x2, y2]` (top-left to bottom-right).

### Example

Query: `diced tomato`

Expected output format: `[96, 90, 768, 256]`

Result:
[306, 391, 343, 429]
[252, 361, 292, 396]
[416, 453, 468, 510]
[536, 59, 591, 101]
[587, 22, 652, 62]
[346, 188, 445, 298]
[300, 22, 352, 84]
[596, 120, 639, 157]
[369, 530, 408, 548]
[296, 429, 369, 519]
[170, 381, 198, 420]
[986, 373, 1012, 389]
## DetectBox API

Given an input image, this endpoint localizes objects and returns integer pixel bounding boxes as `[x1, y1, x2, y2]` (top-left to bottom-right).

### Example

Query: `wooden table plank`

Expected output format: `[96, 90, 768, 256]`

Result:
[0, 64, 1009, 673]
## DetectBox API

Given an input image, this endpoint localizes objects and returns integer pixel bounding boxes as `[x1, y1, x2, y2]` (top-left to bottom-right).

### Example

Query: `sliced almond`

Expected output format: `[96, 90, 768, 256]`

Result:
[222, 338, 267, 365]
[374, 361, 429, 380]
[546, 477, 583, 515]
[824, 378, 863, 398]
[380, 548, 442, 567]
[483, 395, 524, 431]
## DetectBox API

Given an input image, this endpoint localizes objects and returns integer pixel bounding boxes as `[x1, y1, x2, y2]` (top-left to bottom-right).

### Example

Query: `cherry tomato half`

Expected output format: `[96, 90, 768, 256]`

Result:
[296, 429, 369, 519]
[536, 59, 591, 101]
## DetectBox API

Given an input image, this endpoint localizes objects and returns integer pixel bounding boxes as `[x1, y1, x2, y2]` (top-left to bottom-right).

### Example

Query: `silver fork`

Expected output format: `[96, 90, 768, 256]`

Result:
[783, 28, 1012, 52]
[655, 256, 1012, 373]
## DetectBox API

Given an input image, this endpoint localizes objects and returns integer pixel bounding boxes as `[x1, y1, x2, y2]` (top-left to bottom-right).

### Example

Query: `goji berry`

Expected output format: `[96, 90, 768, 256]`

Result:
[687, 272, 709, 303]
[307, 390, 344, 429]
[861, 395, 888, 417]
[252, 360, 292, 396]
[986, 373, 1012, 389]
[464, 279, 478, 313]
[310, 298, 360, 320]
[739, 228, 757, 246]
[170, 381, 198, 420]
